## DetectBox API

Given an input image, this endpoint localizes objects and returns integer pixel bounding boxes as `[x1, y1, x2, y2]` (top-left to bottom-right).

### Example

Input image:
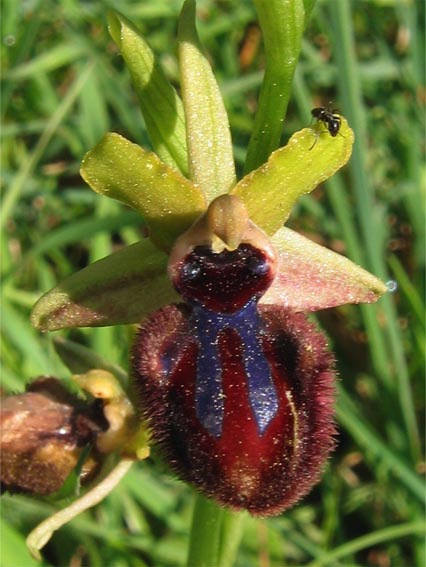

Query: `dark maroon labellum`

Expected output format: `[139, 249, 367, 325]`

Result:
[174, 244, 274, 313]
[132, 241, 336, 516]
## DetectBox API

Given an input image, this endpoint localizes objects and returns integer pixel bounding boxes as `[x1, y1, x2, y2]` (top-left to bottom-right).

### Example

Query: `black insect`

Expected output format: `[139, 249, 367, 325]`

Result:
[310, 107, 343, 150]
[311, 107, 341, 136]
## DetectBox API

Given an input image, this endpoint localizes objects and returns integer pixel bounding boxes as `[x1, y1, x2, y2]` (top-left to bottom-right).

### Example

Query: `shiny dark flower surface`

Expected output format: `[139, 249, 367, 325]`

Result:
[174, 244, 275, 313]
[132, 230, 336, 515]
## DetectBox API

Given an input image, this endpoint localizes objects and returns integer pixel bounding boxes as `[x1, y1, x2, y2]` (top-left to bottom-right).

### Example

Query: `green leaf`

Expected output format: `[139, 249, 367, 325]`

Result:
[53, 336, 128, 383]
[4, 43, 87, 80]
[108, 10, 188, 175]
[1, 62, 96, 231]
[80, 133, 206, 251]
[261, 226, 387, 311]
[0, 519, 40, 567]
[307, 521, 425, 567]
[31, 239, 179, 331]
[1, 301, 54, 375]
[302, 0, 317, 26]
[178, 0, 236, 200]
[232, 117, 354, 235]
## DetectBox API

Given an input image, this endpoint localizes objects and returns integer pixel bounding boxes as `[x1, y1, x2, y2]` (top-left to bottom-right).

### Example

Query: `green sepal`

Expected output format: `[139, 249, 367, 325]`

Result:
[260, 226, 387, 311]
[232, 117, 354, 235]
[31, 239, 179, 331]
[80, 133, 206, 252]
[108, 10, 188, 175]
[178, 0, 236, 199]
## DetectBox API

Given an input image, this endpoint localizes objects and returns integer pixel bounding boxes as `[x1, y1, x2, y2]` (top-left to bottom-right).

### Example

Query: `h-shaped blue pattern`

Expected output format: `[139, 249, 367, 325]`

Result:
[190, 299, 279, 437]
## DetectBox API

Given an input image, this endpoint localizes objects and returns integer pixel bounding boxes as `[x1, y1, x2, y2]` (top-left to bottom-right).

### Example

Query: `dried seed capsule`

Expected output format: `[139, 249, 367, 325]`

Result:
[0, 377, 105, 495]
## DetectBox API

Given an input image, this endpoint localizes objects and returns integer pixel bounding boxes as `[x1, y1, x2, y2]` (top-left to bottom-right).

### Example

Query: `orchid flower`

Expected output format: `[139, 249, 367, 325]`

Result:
[25, 0, 387, 555]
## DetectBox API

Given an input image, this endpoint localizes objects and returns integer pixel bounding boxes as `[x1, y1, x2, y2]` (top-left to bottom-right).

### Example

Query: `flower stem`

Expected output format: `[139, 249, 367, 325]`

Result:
[26, 458, 134, 560]
[244, 0, 305, 173]
[187, 494, 224, 567]
[218, 509, 247, 567]
[187, 494, 246, 567]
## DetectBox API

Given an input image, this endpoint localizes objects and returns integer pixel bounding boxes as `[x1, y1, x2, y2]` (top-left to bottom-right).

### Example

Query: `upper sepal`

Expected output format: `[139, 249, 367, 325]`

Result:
[80, 133, 206, 252]
[260, 227, 387, 311]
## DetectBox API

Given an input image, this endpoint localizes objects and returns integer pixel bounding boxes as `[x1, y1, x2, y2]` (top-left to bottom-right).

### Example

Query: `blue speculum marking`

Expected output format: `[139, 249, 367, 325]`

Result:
[191, 299, 279, 437]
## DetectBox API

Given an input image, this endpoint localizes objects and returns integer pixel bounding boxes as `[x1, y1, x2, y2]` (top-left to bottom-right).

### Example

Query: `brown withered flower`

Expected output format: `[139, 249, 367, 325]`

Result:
[1, 376, 106, 495]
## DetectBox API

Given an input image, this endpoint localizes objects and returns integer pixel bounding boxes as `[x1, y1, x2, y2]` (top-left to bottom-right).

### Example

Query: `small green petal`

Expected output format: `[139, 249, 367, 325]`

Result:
[31, 239, 179, 331]
[260, 226, 387, 311]
[232, 117, 354, 235]
[108, 10, 188, 174]
[80, 133, 206, 252]
[178, 0, 236, 199]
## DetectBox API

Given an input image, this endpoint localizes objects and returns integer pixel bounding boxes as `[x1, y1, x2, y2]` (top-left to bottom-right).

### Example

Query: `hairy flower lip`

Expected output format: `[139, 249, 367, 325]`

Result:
[132, 304, 336, 516]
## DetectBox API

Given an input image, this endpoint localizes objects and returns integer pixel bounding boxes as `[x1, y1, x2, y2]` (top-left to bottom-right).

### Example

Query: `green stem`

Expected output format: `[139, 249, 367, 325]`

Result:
[187, 494, 246, 567]
[218, 510, 247, 567]
[186, 494, 224, 567]
[244, 0, 305, 173]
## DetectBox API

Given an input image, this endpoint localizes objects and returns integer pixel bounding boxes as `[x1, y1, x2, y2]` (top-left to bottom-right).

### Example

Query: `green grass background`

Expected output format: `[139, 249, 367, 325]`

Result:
[1, 0, 424, 566]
